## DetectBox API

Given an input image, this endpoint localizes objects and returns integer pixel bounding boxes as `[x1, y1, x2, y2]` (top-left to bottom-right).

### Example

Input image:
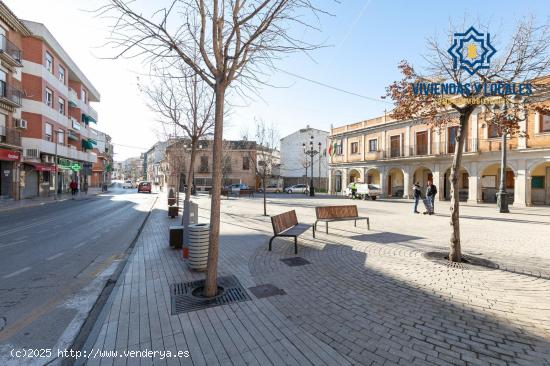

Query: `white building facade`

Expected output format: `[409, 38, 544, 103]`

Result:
[280, 126, 329, 189]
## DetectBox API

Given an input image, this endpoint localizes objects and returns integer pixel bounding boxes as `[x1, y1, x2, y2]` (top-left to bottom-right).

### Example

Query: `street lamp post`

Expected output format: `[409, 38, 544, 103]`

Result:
[496, 130, 509, 213]
[302, 135, 321, 197]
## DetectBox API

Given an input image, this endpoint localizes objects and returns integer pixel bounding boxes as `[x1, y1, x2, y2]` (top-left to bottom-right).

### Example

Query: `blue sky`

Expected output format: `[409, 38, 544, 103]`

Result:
[5, 0, 550, 159]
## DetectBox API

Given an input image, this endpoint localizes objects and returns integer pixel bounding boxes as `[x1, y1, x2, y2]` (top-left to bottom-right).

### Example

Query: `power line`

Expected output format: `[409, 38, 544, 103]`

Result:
[274, 67, 392, 105]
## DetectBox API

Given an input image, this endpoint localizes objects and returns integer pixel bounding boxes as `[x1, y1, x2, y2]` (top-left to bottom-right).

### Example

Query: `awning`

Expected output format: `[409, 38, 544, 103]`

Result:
[25, 162, 57, 172]
[68, 100, 78, 108]
[88, 138, 97, 145]
[81, 139, 94, 150]
[0, 149, 20, 161]
[82, 113, 97, 124]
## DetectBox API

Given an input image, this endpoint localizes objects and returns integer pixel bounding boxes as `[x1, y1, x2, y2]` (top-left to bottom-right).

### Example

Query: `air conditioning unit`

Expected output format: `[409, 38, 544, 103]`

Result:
[15, 119, 28, 129]
[25, 148, 40, 159]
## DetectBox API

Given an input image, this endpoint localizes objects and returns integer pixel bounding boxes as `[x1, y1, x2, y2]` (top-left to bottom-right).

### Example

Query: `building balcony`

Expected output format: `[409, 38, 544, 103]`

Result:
[68, 88, 79, 107]
[0, 35, 22, 67]
[0, 126, 21, 147]
[21, 137, 97, 163]
[0, 80, 22, 107]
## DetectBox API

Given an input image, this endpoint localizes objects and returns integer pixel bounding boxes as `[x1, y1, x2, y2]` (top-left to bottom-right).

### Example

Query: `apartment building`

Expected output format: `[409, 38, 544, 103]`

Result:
[19, 20, 100, 198]
[90, 128, 113, 187]
[279, 126, 328, 188]
[0, 3, 31, 200]
[328, 84, 550, 207]
[162, 139, 277, 192]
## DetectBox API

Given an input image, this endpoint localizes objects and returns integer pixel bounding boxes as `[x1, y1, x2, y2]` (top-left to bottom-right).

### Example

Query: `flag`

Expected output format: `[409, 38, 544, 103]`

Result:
[327, 143, 333, 156]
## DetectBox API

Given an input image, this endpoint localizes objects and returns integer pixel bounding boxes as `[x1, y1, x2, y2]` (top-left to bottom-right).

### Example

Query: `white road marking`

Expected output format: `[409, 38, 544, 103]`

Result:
[3, 267, 31, 279]
[46, 253, 64, 261]
[73, 242, 86, 248]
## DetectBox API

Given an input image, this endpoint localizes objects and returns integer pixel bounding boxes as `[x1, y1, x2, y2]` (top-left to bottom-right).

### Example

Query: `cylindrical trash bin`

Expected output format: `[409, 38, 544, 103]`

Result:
[188, 223, 210, 271]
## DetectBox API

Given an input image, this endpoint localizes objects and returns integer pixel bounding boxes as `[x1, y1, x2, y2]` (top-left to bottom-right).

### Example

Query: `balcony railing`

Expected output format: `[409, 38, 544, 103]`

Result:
[0, 80, 22, 106]
[376, 139, 480, 159]
[0, 35, 22, 64]
[0, 126, 21, 146]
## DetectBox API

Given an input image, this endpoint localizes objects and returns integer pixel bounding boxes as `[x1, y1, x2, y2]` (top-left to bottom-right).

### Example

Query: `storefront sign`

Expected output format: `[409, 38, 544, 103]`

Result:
[0, 149, 21, 161]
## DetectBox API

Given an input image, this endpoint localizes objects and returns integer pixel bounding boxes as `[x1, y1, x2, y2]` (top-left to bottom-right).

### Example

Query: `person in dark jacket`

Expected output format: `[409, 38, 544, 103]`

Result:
[425, 181, 437, 215]
[412, 182, 421, 213]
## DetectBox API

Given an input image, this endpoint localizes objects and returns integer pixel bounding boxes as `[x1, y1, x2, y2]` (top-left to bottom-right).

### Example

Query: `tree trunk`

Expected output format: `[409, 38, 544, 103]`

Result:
[182, 140, 197, 247]
[263, 177, 267, 216]
[449, 110, 471, 262]
[204, 84, 225, 297]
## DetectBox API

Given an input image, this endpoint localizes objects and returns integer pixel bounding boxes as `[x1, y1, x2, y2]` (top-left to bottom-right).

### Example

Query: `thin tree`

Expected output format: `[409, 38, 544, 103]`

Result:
[243, 120, 280, 216]
[385, 18, 550, 262]
[141, 64, 214, 246]
[98, 0, 327, 296]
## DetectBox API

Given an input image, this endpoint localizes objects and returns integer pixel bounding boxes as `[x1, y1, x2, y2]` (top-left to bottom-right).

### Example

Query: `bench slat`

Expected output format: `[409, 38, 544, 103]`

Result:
[315, 205, 358, 219]
[271, 210, 298, 235]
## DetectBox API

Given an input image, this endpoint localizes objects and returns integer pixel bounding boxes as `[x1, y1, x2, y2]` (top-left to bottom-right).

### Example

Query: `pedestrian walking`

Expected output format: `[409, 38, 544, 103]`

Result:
[412, 182, 421, 213]
[69, 180, 78, 199]
[424, 181, 437, 215]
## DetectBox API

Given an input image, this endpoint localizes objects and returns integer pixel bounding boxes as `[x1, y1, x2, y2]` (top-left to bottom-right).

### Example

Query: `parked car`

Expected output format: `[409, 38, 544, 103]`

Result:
[258, 184, 282, 193]
[227, 183, 249, 192]
[122, 180, 134, 189]
[137, 181, 152, 193]
[285, 184, 308, 194]
[345, 183, 381, 200]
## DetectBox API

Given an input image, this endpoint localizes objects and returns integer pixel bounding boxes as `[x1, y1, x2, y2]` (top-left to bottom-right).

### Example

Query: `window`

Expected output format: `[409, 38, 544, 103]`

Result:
[45, 88, 53, 107]
[46, 52, 53, 73]
[242, 156, 250, 170]
[45, 123, 53, 141]
[57, 130, 64, 144]
[447, 126, 458, 153]
[58, 66, 65, 83]
[488, 124, 500, 138]
[368, 139, 377, 152]
[390, 135, 401, 157]
[58, 97, 65, 115]
[541, 114, 550, 132]
[416, 131, 428, 155]
[350, 142, 359, 154]
[336, 142, 343, 155]
[199, 156, 209, 172]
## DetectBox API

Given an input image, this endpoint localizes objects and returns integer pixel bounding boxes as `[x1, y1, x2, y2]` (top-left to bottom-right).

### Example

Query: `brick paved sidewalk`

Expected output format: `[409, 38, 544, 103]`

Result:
[85, 195, 550, 366]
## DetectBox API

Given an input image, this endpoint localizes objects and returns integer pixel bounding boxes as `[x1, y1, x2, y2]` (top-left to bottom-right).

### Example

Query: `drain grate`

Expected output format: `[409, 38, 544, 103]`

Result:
[170, 275, 251, 315]
[248, 284, 286, 299]
[280, 257, 310, 267]
[423, 251, 498, 271]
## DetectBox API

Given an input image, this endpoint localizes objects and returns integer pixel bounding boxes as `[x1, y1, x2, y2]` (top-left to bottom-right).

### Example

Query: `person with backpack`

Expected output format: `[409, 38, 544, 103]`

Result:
[424, 181, 437, 215]
[412, 182, 422, 213]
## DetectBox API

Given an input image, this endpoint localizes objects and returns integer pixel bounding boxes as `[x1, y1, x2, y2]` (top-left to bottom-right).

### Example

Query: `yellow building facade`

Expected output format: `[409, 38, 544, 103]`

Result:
[328, 102, 550, 206]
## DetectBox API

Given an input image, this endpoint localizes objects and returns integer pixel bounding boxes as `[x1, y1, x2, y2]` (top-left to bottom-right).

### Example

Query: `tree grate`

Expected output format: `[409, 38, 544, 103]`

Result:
[170, 275, 251, 315]
[248, 284, 286, 299]
[280, 257, 310, 267]
[423, 251, 498, 271]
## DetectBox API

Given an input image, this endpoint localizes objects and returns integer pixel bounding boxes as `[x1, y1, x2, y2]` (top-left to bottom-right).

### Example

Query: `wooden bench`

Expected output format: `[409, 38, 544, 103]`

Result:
[269, 210, 314, 254]
[314, 205, 370, 234]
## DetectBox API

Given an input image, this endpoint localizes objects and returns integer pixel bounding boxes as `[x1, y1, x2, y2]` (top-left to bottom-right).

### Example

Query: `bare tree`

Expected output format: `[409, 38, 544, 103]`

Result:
[385, 18, 550, 262]
[141, 64, 214, 246]
[243, 120, 280, 216]
[98, 0, 327, 296]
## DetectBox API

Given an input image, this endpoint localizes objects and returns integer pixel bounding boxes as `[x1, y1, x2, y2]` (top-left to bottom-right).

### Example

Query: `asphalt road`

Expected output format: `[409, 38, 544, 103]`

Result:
[0, 185, 156, 364]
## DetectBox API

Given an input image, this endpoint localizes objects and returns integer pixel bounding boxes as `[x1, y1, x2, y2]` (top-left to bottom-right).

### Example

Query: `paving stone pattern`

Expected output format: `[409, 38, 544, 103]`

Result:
[87, 194, 550, 365]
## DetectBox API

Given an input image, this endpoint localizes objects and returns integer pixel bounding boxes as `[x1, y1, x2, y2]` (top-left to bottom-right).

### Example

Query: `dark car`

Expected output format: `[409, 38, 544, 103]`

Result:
[137, 181, 152, 193]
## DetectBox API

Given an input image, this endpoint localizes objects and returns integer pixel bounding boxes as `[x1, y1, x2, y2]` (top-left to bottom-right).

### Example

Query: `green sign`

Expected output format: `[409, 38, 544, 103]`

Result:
[58, 159, 82, 172]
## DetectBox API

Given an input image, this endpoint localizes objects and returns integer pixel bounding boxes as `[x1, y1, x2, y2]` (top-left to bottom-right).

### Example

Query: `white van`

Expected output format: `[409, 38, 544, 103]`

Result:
[345, 183, 381, 200]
